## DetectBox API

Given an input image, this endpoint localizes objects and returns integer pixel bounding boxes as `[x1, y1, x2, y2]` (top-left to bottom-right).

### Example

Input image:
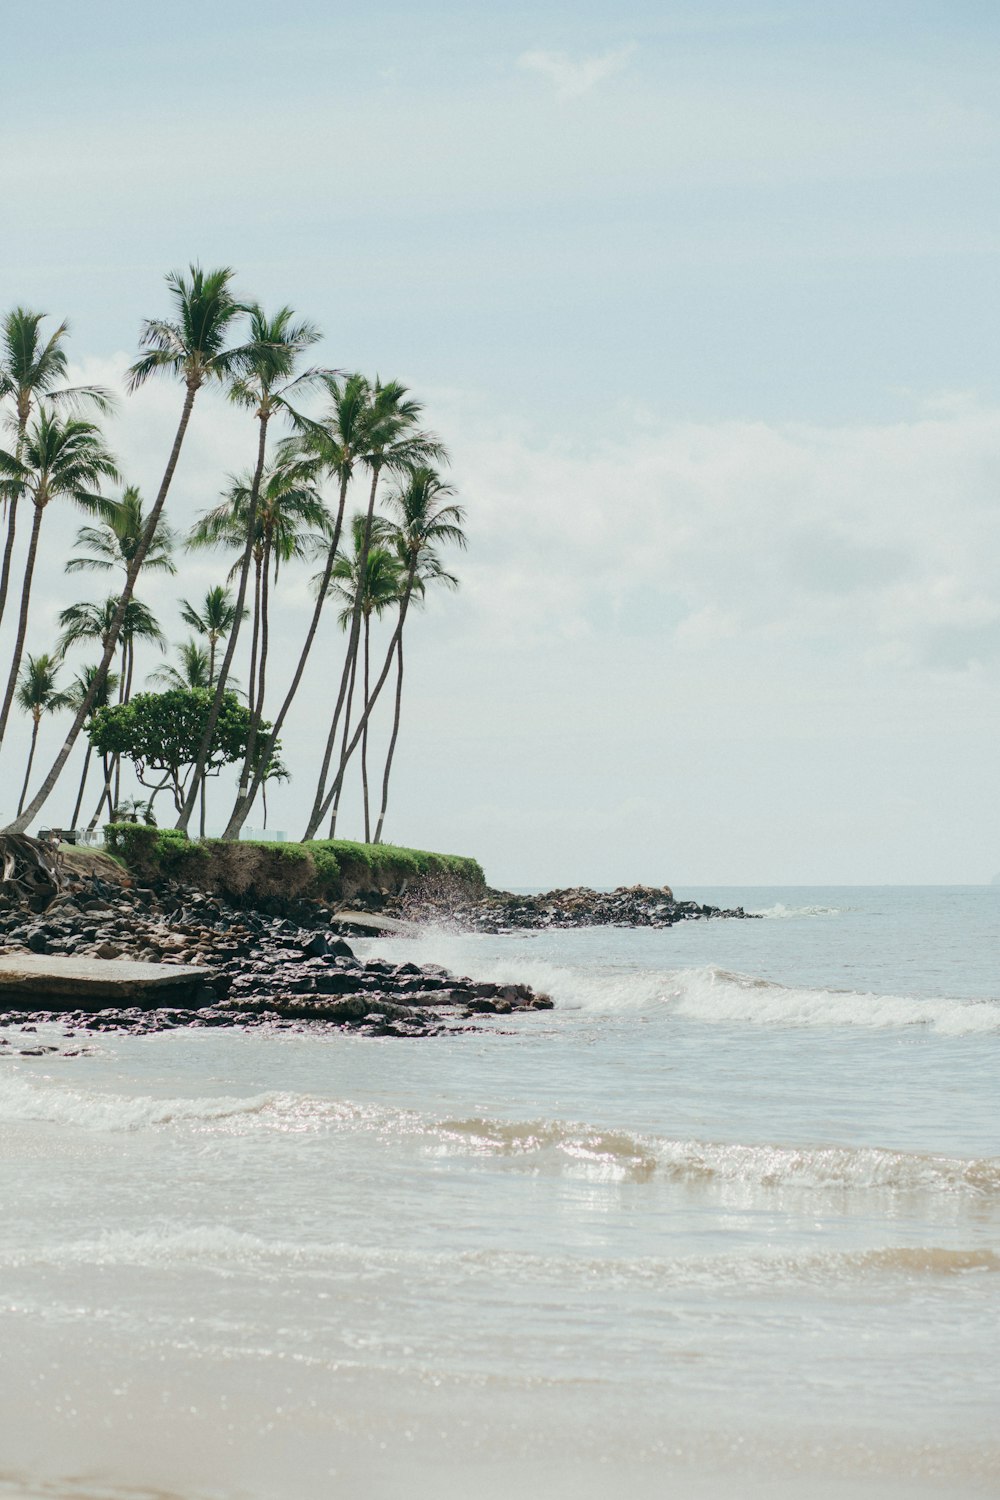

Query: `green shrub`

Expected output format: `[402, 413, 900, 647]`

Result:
[104, 822, 207, 876]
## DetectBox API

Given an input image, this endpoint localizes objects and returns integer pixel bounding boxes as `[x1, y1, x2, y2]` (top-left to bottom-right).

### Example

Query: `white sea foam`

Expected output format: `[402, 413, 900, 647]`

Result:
[749, 902, 840, 919]
[664, 966, 1000, 1034]
[0, 1074, 418, 1138]
[6, 1222, 998, 1286]
[3, 1072, 994, 1199]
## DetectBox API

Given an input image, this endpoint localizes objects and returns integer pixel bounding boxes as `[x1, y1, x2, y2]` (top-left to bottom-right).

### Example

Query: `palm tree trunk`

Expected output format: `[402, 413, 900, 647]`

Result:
[6, 380, 200, 834]
[222, 470, 351, 841]
[70, 743, 93, 830]
[0, 503, 45, 746]
[240, 538, 272, 804]
[199, 778, 206, 839]
[247, 554, 262, 704]
[87, 755, 113, 834]
[175, 412, 270, 832]
[0, 425, 28, 632]
[256, 541, 272, 721]
[0, 492, 20, 632]
[16, 719, 40, 816]
[309, 558, 418, 837]
[373, 625, 406, 845]
[305, 466, 381, 837]
[327, 640, 358, 840]
[361, 611, 372, 842]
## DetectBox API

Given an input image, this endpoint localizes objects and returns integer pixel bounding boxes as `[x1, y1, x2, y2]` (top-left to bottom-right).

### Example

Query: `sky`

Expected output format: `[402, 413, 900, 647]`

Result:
[2, 0, 1000, 887]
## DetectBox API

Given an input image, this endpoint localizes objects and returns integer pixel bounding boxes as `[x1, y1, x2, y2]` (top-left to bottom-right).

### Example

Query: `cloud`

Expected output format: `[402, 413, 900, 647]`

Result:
[517, 45, 635, 100]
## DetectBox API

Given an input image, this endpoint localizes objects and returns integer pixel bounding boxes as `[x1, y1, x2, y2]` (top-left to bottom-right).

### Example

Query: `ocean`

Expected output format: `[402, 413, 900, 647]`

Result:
[1, 886, 998, 1499]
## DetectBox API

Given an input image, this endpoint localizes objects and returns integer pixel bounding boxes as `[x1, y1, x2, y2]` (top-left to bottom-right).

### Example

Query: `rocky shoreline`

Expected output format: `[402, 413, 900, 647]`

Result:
[0, 847, 759, 1051]
[389, 883, 759, 933]
[0, 871, 552, 1043]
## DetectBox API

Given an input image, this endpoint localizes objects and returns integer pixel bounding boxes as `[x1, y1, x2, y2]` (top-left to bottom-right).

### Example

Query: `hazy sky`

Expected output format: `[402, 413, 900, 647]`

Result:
[3, 1, 1000, 886]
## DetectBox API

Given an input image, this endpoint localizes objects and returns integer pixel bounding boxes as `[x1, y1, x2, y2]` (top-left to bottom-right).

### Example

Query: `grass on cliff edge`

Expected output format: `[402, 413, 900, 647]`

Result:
[103, 824, 485, 894]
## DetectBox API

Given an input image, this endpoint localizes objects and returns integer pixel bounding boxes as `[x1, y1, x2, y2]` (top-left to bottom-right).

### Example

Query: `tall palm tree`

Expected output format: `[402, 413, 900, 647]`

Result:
[306, 470, 464, 844]
[8, 264, 248, 834]
[188, 456, 325, 723]
[66, 485, 177, 579]
[0, 412, 119, 747]
[321, 515, 402, 839]
[303, 380, 446, 839]
[179, 585, 244, 684]
[63, 663, 119, 830]
[15, 655, 69, 817]
[221, 372, 377, 840]
[0, 307, 114, 629]
[175, 303, 324, 833]
[372, 470, 465, 843]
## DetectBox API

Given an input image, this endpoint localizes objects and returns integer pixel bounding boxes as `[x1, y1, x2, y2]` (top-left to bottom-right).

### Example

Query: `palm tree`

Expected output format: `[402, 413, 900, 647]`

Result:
[57, 595, 166, 703]
[221, 371, 378, 840]
[63, 663, 120, 831]
[58, 594, 167, 823]
[148, 639, 213, 691]
[179, 585, 244, 684]
[187, 456, 325, 722]
[0, 411, 119, 747]
[306, 471, 464, 844]
[0, 307, 114, 629]
[15, 655, 69, 817]
[66, 485, 177, 579]
[372, 469, 465, 843]
[8, 263, 248, 834]
[303, 380, 446, 839]
[175, 303, 324, 833]
[321, 515, 402, 839]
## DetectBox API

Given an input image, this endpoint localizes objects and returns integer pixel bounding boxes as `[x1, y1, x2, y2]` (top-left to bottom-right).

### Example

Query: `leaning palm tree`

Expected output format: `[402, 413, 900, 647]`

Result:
[179, 586, 244, 684]
[8, 264, 248, 834]
[303, 380, 446, 839]
[321, 515, 402, 839]
[221, 371, 379, 840]
[371, 470, 465, 843]
[0, 411, 119, 747]
[66, 485, 177, 579]
[0, 307, 114, 628]
[15, 655, 69, 816]
[175, 302, 324, 834]
[62, 663, 120, 830]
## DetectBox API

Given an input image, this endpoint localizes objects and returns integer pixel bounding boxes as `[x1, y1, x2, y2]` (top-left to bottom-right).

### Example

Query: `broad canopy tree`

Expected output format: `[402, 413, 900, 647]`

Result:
[87, 688, 278, 821]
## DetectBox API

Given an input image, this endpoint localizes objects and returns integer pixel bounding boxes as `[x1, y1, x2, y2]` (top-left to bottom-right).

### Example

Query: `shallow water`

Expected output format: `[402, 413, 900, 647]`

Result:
[1, 887, 998, 1498]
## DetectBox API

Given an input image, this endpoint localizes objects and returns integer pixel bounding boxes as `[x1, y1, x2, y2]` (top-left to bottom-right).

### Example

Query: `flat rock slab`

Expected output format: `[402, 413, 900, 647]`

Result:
[332, 910, 418, 936]
[0, 954, 215, 1010]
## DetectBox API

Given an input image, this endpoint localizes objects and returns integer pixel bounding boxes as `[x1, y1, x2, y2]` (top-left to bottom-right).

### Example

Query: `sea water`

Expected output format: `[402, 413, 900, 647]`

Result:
[1, 887, 998, 1499]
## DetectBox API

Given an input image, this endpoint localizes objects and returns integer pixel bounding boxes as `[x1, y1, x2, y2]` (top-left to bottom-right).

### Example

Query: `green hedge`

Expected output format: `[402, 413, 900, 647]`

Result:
[104, 823, 208, 876]
[304, 840, 485, 891]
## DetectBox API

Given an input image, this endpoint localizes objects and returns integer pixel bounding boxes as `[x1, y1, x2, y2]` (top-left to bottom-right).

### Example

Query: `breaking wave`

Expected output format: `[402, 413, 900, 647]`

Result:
[359, 929, 1000, 1032]
[1, 1074, 996, 1198]
[662, 966, 1000, 1034]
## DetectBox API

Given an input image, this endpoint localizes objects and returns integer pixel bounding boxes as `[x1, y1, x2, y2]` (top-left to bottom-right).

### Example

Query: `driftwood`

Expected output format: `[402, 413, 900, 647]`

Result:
[0, 834, 65, 912]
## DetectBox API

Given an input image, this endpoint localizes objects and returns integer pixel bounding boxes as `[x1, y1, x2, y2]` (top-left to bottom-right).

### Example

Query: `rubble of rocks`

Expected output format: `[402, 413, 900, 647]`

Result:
[391, 883, 759, 934]
[0, 874, 552, 1041]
